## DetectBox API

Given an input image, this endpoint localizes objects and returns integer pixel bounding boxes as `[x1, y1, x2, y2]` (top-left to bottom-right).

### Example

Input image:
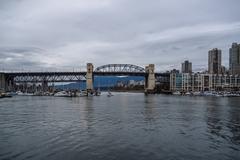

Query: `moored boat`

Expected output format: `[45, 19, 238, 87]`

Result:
[54, 91, 71, 97]
[0, 92, 12, 98]
[16, 91, 34, 96]
[172, 91, 181, 95]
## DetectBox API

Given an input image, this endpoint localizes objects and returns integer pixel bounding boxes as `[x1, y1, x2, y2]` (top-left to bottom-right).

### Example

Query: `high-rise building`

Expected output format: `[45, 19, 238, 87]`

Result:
[229, 43, 240, 75]
[208, 48, 222, 74]
[181, 60, 192, 73]
[220, 66, 227, 75]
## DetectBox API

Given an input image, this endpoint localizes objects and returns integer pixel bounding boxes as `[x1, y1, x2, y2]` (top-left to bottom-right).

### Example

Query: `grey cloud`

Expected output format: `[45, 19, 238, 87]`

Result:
[0, 0, 240, 72]
[0, 46, 49, 71]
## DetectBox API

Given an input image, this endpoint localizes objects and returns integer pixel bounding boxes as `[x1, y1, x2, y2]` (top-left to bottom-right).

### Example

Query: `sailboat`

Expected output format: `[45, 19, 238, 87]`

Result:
[95, 82, 101, 96]
[106, 80, 113, 97]
[107, 91, 113, 97]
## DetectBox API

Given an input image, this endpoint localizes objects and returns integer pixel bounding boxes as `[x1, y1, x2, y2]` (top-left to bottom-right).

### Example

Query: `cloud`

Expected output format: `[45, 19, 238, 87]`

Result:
[0, 0, 240, 72]
[144, 22, 240, 43]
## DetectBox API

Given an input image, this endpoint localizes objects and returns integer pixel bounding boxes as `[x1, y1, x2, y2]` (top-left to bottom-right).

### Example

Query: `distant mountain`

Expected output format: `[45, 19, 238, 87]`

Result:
[56, 76, 144, 90]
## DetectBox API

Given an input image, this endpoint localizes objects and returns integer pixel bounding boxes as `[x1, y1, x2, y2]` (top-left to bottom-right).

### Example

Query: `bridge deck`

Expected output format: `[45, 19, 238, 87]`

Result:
[5, 71, 169, 76]
[3, 71, 170, 83]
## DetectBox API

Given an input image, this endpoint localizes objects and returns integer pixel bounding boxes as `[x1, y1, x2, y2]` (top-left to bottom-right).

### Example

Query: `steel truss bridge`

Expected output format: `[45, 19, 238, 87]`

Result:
[3, 64, 170, 83]
[5, 72, 87, 83]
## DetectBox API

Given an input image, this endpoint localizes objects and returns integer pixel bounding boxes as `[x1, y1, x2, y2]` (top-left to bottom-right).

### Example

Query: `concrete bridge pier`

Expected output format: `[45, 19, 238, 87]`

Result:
[0, 73, 6, 91]
[145, 64, 156, 94]
[86, 63, 94, 93]
[6, 78, 14, 92]
[42, 79, 48, 92]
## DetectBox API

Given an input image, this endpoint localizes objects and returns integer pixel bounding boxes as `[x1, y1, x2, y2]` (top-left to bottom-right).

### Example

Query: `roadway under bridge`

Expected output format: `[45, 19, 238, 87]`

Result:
[0, 63, 170, 93]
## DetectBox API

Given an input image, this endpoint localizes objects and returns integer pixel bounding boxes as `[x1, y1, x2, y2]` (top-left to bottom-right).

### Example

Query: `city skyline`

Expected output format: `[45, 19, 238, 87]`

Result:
[1, 0, 240, 72]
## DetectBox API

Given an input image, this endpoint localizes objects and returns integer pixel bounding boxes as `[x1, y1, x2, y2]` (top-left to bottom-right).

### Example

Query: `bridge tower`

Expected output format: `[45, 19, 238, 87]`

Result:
[0, 73, 6, 91]
[145, 64, 156, 93]
[86, 63, 94, 92]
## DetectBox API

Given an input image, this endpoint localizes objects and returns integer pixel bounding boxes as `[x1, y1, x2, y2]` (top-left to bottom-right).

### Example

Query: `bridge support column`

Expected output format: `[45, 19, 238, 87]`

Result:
[0, 73, 6, 92]
[42, 80, 48, 92]
[145, 64, 156, 94]
[86, 63, 94, 93]
[6, 78, 14, 92]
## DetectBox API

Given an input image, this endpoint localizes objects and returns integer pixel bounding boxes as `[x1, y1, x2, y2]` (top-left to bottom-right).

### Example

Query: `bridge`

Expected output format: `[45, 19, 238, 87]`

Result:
[0, 63, 170, 93]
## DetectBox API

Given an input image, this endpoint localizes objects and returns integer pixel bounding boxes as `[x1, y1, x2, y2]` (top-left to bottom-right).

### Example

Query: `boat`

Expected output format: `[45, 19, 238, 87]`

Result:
[6, 92, 17, 96]
[76, 90, 101, 97]
[54, 91, 71, 97]
[76, 90, 88, 97]
[33, 91, 43, 96]
[0, 92, 12, 98]
[203, 91, 215, 96]
[223, 92, 239, 97]
[213, 92, 222, 97]
[172, 91, 181, 95]
[202, 91, 223, 97]
[107, 91, 113, 97]
[16, 91, 24, 95]
[16, 91, 34, 96]
[95, 83, 101, 96]
[95, 88, 101, 96]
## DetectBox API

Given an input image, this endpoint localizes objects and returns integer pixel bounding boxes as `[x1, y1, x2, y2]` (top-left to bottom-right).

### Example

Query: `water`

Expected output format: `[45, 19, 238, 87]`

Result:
[0, 93, 240, 160]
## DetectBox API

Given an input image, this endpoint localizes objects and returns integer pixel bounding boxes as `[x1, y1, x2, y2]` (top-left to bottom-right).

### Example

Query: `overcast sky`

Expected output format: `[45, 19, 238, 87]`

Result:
[1, 0, 240, 72]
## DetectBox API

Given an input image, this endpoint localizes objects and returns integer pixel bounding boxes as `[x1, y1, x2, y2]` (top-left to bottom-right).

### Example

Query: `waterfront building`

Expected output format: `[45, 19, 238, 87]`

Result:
[170, 73, 183, 91]
[170, 73, 240, 92]
[208, 48, 222, 74]
[229, 43, 240, 75]
[181, 60, 192, 73]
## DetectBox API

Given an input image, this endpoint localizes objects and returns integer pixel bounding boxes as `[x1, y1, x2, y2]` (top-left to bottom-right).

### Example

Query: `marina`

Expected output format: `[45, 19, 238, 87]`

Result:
[1, 89, 240, 98]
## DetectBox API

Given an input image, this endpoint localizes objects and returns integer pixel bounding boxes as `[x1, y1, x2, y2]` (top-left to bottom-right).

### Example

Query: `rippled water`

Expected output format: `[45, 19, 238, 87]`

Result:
[0, 93, 240, 160]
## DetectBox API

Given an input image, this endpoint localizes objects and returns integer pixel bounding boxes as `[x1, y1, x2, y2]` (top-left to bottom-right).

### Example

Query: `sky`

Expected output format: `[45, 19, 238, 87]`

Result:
[1, 0, 240, 72]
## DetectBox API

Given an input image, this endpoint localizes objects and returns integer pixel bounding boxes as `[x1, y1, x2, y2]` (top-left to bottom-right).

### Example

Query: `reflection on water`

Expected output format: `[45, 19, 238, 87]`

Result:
[0, 93, 240, 160]
[227, 98, 240, 146]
